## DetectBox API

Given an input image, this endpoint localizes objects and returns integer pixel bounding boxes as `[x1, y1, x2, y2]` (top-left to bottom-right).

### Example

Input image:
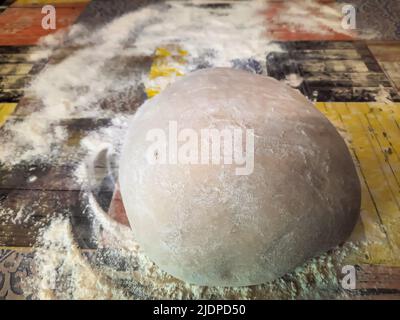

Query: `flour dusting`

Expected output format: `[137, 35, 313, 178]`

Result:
[0, 0, 371, 299]
[22, 194, 356, 299]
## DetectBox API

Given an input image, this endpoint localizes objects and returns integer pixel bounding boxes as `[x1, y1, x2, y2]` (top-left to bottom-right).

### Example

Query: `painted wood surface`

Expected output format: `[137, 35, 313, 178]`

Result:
[1, 0, 400, 300]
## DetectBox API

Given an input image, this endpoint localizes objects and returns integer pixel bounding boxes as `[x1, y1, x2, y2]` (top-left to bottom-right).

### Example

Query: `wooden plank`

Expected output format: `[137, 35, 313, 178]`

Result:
[0, 46, 35, 54]
[0, 53, 34, 63]
[0, 89, 23, 102]
[266, 41, 399, 102]
[0, 75, 31, 89]
[276, 41, 356, 50]
[313, 87, 400, 102]
[11, 96, 43, 116]
[368, 43, 400, 91]
[0, 0, 13, 13]
[306, 73, 391, 83]
[356, 264, 400, 289]
[299, 60, 370, 73]
[12, 0, 89, 6]
[278, 49, 363, 61]
[0, 189, 97, 248]
[323, 103, 393, 263]
[0, 63, 33, 75]
[349, 264, 400, 299]
[0, 102, 16, 127]
[369, 43, 400, 62]
[378, 62, 400, 91]
[0, 7, 86, 46]
[0, 162, 115, 191]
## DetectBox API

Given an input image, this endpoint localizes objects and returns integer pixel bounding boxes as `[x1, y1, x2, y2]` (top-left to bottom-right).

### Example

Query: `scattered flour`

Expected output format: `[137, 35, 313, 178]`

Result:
[0, 0, 377, 299]
[11, 206, 26, 224]
[24, 217, 128, 300]
[284, 73, 304, 88]
[0, 205, 34, 225]
[373, 85, 393, 104]
[0, 0, 366, 166]
[269, 0, 377, 39]
[274, 0, 347, 35]
[21, 187, 356, 299]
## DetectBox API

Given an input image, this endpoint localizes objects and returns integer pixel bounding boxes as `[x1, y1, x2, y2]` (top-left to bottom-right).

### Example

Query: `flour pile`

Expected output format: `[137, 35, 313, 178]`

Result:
[0, 0, 271, 166]
[0, 0, 368, 166]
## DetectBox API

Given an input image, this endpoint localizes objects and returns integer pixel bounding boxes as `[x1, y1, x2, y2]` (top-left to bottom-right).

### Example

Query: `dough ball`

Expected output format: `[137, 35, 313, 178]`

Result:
[119, 68, 361, 286]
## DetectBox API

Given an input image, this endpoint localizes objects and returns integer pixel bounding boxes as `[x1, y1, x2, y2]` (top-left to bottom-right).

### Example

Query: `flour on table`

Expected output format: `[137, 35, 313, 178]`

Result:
[0, 0, 370, 299]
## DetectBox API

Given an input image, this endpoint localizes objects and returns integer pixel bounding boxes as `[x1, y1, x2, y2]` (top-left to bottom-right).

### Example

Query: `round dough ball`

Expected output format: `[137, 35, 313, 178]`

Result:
[119, 68, 361, 286]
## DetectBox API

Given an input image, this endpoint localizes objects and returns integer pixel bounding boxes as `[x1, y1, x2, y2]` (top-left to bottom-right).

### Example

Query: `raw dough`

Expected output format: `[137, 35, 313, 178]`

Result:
[119, 68, 361, 286]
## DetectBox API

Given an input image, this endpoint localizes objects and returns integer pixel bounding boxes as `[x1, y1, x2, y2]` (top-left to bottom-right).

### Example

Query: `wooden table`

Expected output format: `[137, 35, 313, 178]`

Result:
[1, 0, 400, 299]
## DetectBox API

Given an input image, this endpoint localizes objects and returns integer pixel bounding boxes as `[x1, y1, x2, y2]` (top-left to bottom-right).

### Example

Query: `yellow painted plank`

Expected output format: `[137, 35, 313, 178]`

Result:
[0, 64, 33, 75]
[388, 103, 400, 119]
[0, 103, 17, 127]
[324, 105, 381, 229]
[327, 101, 349, 115]
[320, 102, 400, 265]
[352, 144, 399, 236]
[347, 101, 371, 115]
[314, 101, 327, 113]
[370, 106, 400, 158]
[0, 75, 29, 89]
[355, 116, 400, 214]
[144, 45, 187, 98]
[365, 113, 400, 181]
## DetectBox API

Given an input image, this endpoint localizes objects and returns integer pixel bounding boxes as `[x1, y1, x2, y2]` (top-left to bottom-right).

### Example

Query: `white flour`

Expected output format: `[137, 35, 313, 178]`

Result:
[0, 0, 369, 299]
[24, 217, 128, 300]
[373, 85, 393, 104]
[0, 0, 363, 166]
[23, 194, 354, 299]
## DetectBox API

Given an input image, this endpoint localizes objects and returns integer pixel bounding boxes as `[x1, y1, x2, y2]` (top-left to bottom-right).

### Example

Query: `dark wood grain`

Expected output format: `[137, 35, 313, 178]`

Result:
[266, 41, 400, 102]
[0, 189, 97, 248]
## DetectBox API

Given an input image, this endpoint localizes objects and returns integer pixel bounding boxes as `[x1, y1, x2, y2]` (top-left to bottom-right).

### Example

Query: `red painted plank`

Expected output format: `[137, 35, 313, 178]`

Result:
[262, 1, 355, 41]
[0, 6, 86, 46]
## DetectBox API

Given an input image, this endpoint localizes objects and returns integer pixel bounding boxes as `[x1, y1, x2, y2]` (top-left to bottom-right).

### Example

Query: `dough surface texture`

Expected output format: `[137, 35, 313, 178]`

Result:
[119, 68, 361, 286]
